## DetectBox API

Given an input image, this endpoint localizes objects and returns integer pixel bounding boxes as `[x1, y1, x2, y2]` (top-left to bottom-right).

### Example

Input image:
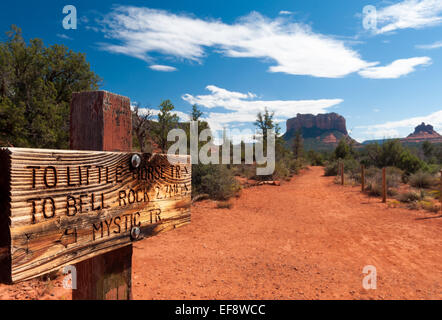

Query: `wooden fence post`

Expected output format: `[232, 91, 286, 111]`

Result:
[70, 91, 133, 300]
[361, 165, 365, 192]
[440, 170, 442, 213]
[341, 162, 345, 186]
[382, 167, 387, 203]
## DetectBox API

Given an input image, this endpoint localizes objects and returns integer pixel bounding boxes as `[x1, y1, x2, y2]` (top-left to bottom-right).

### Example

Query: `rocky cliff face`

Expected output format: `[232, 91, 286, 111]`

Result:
[286, 113, 348, 136]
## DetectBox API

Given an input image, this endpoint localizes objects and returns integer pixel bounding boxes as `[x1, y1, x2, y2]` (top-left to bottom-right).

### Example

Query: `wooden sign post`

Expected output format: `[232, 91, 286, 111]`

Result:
[361, 165, 365, 192]
[70, 90, 133, 300]
[0, 91, 191, 300]
[382, 167, 387, 203]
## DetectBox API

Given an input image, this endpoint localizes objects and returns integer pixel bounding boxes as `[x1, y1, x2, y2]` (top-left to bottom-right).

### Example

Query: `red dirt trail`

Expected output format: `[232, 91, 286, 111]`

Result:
[1, 166, 441, 300]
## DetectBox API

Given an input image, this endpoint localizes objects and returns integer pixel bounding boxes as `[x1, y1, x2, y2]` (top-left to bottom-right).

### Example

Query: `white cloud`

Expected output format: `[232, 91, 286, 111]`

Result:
[182, 85, 343, 135]
[149, 64, 178, 72]
[374, 0, 442, 34]
[279, 11, 293, 15]
[56, 34, 73, 40]
[358, 57, 431, 79]
[356, 110, 442, 140]
[132, 105, 189, 121]
[416, 40, 442, 49]
[99, 6, 377, 78]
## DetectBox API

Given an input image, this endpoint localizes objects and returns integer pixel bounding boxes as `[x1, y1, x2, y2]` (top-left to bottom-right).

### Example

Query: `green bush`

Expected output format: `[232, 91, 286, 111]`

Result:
[274, 160, 291, 181]
[307, 150, 325, 166]
[426, 164, 442, 175]
[399, 150, 425, 174]
[360, 140, 426, 174]
[288, 158, 305, 175]
[192, 164, 241, 201]
[231, 164, 256, 179]
[334, 139, 351, 159]
[344, 159, 362, 182]
[252, 156, 305, 182]
[324, 161, 339, 176]
[324, 159, 360, 180]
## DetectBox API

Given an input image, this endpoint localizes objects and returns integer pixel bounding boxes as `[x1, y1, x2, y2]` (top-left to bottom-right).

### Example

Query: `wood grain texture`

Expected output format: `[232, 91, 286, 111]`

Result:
[70, 91, 132, 152]
[0, 147, 191, 283]
[73, 245, 132, 300]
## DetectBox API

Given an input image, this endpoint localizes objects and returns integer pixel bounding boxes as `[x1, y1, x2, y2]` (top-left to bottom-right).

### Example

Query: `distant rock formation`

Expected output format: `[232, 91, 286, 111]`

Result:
[286, 113, 348, 137]
[283, 113, 356, 151]
[362, 122, 442, 145]
[404, 122, 442, 143]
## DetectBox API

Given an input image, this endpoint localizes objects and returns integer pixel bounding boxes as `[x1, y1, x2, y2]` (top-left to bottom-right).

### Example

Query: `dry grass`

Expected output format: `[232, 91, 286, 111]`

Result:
[409, 171, 436, 189]
[216, 201, 233, 210]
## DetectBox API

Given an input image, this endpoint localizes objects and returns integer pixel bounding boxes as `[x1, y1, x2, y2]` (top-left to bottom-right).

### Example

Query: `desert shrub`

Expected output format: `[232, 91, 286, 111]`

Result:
[399, 150, 426, 174]
[364, 167, 401, 196]
[426, 164, 442, 175]
[324, 159, 361, 180]
[360, 140, 426, 174]
[428, 189, 440, 199]
[407, 202, 420, 210]
[273, 160, 291, 181]
[231, 164, 256, 179]
[334, 139, 352, 159]
[420, 201, 440, 213]
[324, 161, 339, 176]
[385, 166, 403, 188]
[409, 171, 435, 189]
[216, 201, 233, 209]
[396, 191, 421, 203]
[288, 158, 305, 175]
[366, 179, 382, 196]
[364, 166, 401, 187]
[344, 159, 362, 182]
[307, 150, 325, 166]
[364, 166, 380, 179]
[192, 164, 241, 201]
[252, 156, 305, 182]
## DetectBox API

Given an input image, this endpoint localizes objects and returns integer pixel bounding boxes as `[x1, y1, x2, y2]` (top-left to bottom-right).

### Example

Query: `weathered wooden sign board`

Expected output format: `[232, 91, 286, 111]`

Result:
[0, 148, 191, 284]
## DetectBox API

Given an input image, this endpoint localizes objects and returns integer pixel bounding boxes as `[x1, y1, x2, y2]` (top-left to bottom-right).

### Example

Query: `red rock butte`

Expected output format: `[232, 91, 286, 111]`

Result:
[286, 113, 348, 136]
[403, 122, 442, 144]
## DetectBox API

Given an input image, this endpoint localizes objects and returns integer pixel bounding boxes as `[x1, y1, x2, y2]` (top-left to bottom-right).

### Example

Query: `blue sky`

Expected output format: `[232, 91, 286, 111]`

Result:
[1, 0, 442, 143]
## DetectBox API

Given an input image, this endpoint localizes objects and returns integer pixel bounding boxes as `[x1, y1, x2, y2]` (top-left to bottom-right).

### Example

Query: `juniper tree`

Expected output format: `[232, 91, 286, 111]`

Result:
[0, 25, 100, 148]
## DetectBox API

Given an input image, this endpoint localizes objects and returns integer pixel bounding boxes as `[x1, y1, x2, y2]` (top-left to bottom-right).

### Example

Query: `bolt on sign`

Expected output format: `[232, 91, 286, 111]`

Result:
[0, 148, 191, 284]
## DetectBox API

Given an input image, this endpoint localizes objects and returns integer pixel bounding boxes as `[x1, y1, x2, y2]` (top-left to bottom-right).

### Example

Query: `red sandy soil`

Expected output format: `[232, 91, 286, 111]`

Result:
[1, 166, 441, 300]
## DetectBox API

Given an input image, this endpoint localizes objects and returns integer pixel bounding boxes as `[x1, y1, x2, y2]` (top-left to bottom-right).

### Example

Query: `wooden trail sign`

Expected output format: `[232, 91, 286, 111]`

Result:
[0, 148, 191, 284]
